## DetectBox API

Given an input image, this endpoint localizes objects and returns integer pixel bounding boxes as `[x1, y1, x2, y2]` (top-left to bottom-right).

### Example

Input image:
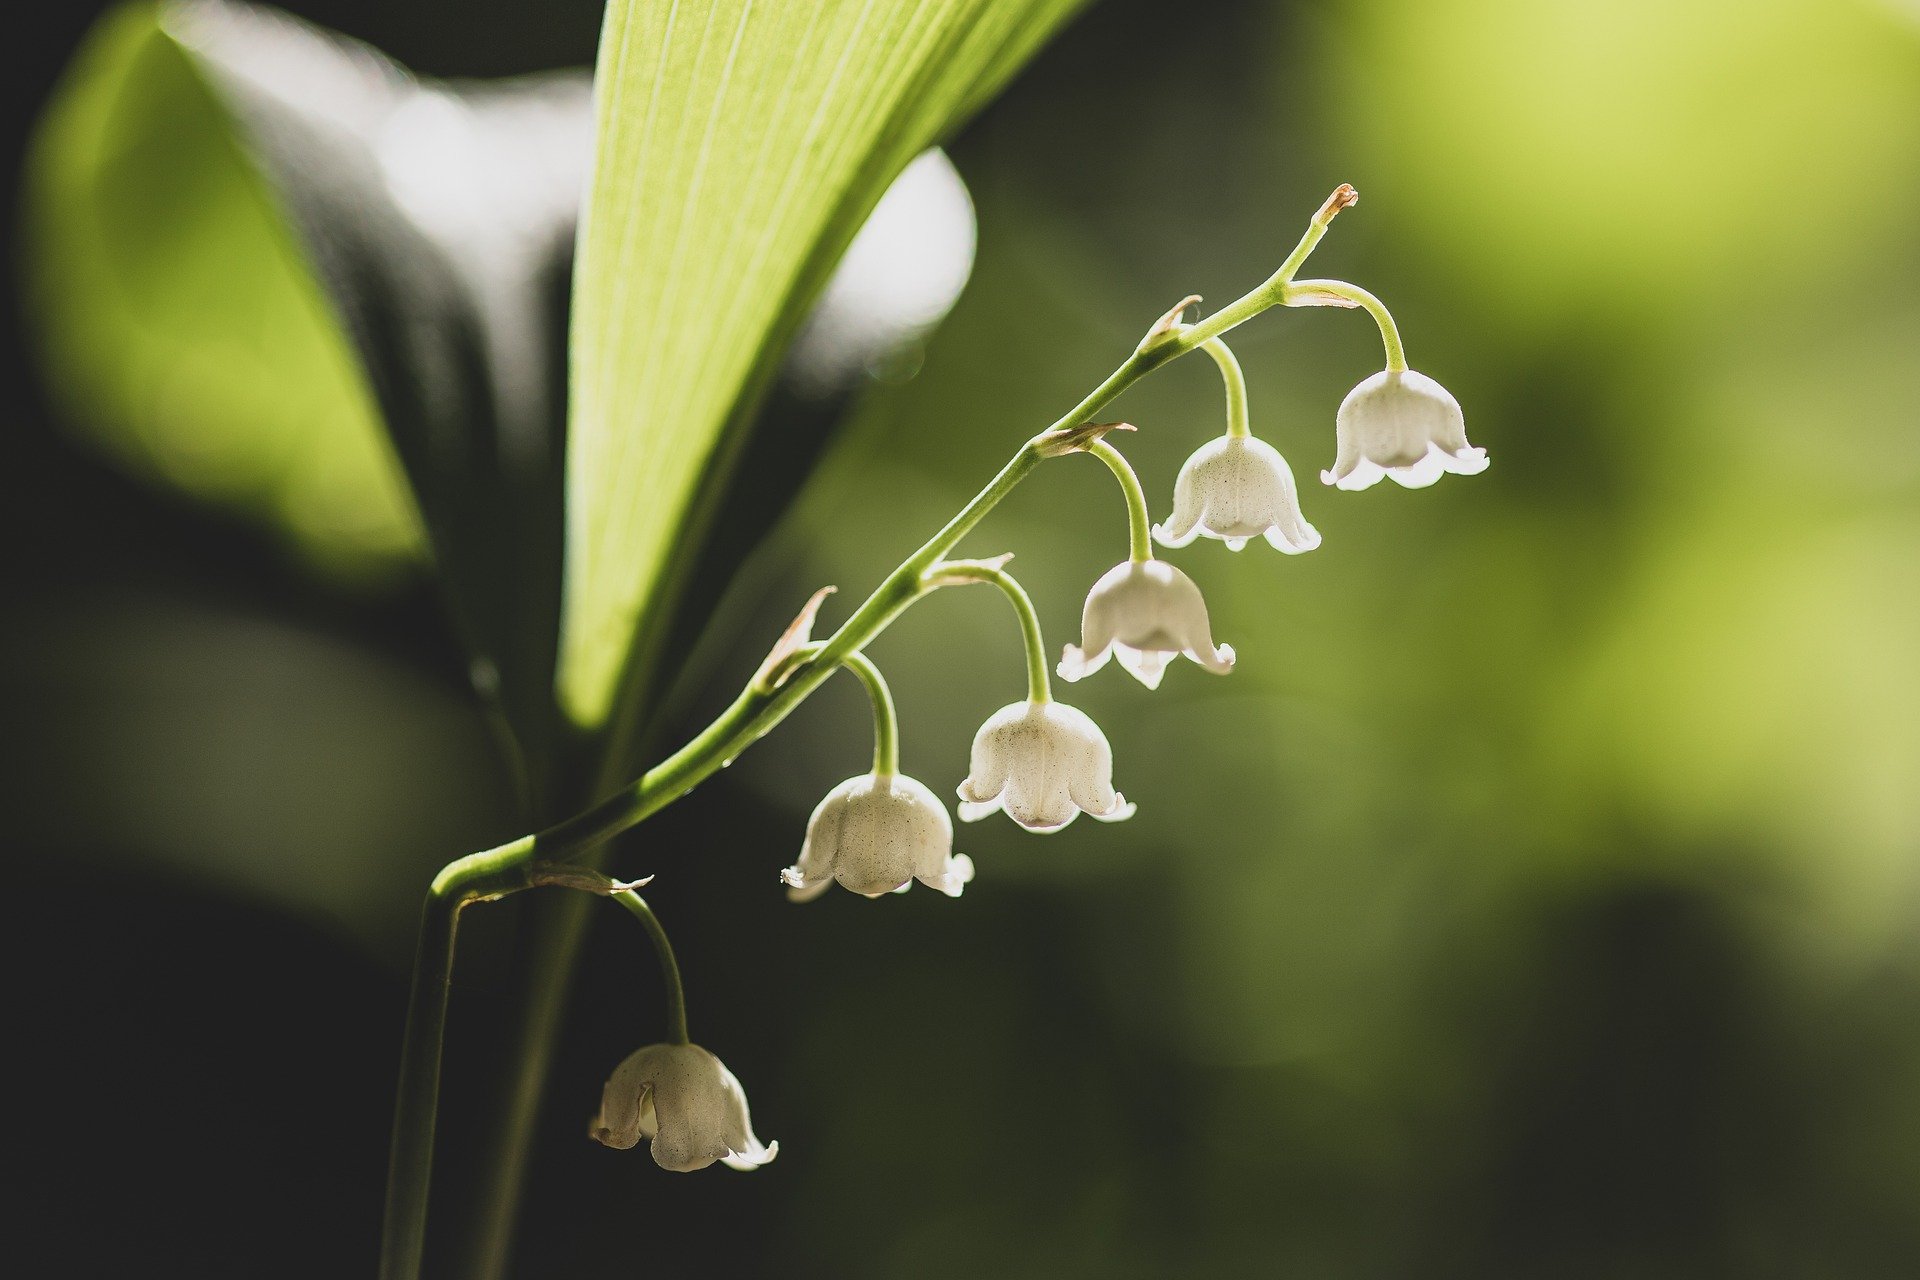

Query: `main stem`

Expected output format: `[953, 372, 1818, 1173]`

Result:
[392, 186, 1363, 1280]
[381, 893, 456, 1280]
[380, 839, 536, 1280]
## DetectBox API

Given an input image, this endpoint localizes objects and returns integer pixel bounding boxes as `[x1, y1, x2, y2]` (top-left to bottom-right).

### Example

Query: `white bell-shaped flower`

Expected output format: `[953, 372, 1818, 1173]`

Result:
[1058, 559, 1235, 690]
[1154, 434, 1321, 553]
[590, 1042, 777, 1172]
[1323, 369, 1488, 490]
[957, 700, 1135, 832]
[782, 772, 974, 901]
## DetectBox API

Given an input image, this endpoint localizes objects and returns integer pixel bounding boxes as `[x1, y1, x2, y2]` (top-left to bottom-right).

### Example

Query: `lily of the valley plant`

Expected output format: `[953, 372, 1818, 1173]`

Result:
[383, 184, 1485, 1271]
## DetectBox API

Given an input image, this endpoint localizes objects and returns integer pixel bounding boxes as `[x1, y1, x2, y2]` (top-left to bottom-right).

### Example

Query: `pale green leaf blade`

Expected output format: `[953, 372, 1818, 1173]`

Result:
[28, 0, 593, 767]
[560, 0, 1089, 729]
[23, 1, 420, 579]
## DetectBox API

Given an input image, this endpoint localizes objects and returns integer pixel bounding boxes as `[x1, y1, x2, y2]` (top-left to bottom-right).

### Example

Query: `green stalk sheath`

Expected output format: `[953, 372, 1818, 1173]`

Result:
[1283, 278, 1406, 371]
[1085, 438, 1153, 563]
[1201, 337, 1251, 438]
[839, 651, 898, 777]
[609, 890, 687, 1045]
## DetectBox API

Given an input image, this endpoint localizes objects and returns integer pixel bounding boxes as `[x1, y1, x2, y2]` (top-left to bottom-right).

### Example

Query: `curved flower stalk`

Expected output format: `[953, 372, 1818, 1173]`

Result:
[1059, 558, 1235, 689]
[1324, 368, 1488, 490]
[1280, 273, 1486, 491]
[1154, 337, 1319, 553]
[958, 700, 1133, 831]
[934, 559, 1134, 831]
[1059, 439, 1235, 689]
[590, 1042, 777, 1172]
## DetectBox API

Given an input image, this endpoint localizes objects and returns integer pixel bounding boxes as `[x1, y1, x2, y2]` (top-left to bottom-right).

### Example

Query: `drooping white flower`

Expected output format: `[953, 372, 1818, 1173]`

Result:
[782, 772, 974, 901]
[957, 700, 1135, 832]
[1058, 559, 1235, 690]
[1154, 433, 1321, 553]
[1323, 369, 1488, 491]
[590, 1042, 777, 1172]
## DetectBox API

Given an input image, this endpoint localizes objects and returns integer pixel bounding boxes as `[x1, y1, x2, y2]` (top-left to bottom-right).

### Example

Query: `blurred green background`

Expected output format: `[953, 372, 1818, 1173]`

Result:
[7, 0, 1920, 1276]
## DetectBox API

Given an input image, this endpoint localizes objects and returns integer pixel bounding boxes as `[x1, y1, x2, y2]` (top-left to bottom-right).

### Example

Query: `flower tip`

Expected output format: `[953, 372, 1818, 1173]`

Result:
[722, 1139, 778, 1172]
[1209, 642, 1237, 672]
[1091, 795, 1137, 824]
[589, 1121, 636, 1150]
[1057, 644, 1102, 682]
[1324, 462, 1385, 491]
[1119, 650, 1169, 690]
[956, 796, 1001, 823]
[1314, 184, 1358, 226]
[1266, 521, 1323, 553]
[936, 853, 976, 898]
[1151, 520, 1197, 550]
[782, 867, 831, 903]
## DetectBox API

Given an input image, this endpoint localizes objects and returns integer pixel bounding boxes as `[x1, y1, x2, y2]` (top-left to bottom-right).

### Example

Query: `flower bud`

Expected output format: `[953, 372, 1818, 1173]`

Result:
[782, 772, 974, 900]
[1058, 559, 1235, 690]
[1323, 369, 1488, 490]
[590, 1042, 777, 1172]
[957, 700, 1135, 832]
[1154, 434, 1321, 553]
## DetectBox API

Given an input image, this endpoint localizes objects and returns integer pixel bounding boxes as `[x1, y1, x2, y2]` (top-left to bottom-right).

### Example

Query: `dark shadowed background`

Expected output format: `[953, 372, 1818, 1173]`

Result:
[8, 0, 1920, 1276]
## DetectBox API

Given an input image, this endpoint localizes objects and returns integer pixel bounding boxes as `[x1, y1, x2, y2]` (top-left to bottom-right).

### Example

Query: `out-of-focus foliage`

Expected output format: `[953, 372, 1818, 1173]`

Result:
[559, 0, 1090, 729]
[24, 1, 420, 579]
[28, 0, 597, 770]
[15, 0, 1920, 1275]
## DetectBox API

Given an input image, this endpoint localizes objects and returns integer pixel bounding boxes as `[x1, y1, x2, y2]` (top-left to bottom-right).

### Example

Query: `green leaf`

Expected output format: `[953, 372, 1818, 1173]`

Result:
[28, 0, 594, 773]
[23, 1, 421, 580]
[559, 0, 1089, 730]
[30, 0, 1011, 780]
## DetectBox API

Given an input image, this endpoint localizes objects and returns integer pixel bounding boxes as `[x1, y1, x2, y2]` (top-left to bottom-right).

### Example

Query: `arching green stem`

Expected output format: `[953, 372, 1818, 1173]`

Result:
[1283, 278, 1406, 372]
[1085, 438, 1153, 563]
[609, 890, 687, 1045]
[1201, 337, 1251, 438]
[839, 651, 898, 777]
[931, 561, 1051, 704]
[391, 184, 1377, 1280]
